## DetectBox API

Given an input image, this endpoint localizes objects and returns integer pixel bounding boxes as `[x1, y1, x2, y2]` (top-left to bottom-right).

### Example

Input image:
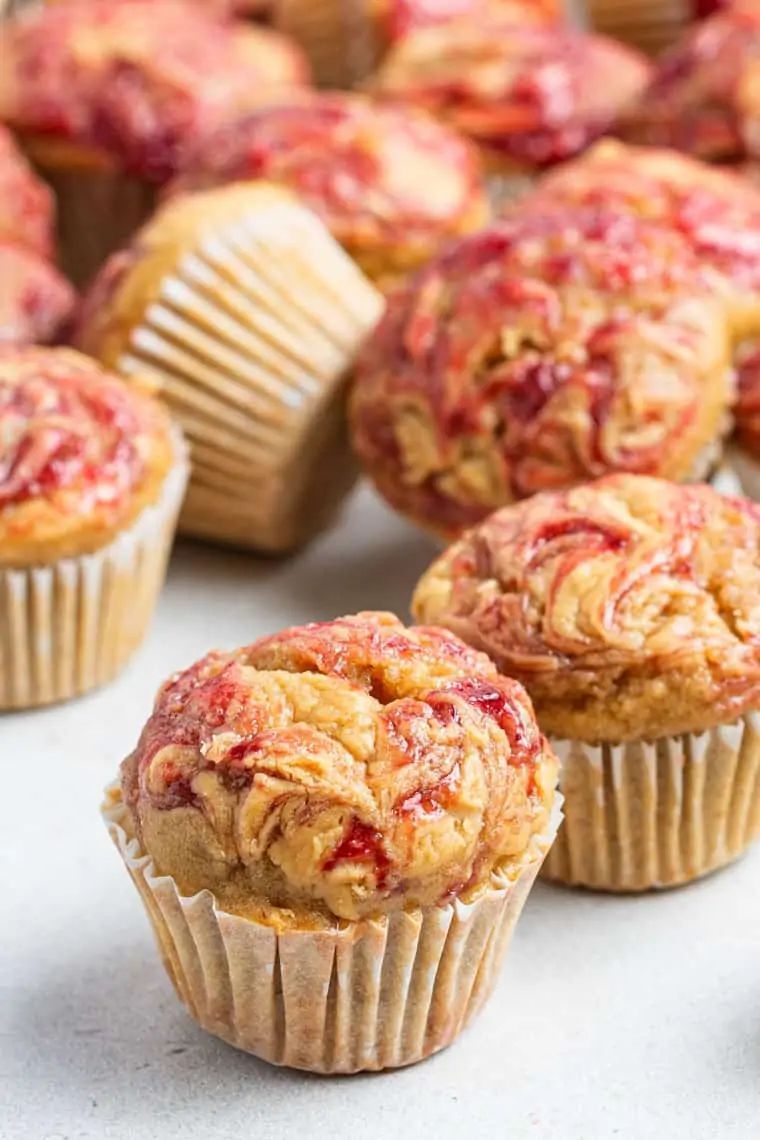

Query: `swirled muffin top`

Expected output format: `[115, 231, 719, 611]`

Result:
[0, 124, 55, 258]
[0, 0, 310, 180]
[368, 20, 651, 172]
[413, 476, 760, 743]
[0, 347, 177, 566]
[0, 246, 76, 348]
[171, 92, 490, 283]
[350, 208, 732, 537]
[121, 612, 558, 923]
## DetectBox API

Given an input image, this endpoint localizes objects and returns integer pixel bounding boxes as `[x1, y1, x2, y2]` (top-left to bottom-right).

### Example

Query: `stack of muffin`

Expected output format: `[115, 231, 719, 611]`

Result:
[3, 0, 760, 1078]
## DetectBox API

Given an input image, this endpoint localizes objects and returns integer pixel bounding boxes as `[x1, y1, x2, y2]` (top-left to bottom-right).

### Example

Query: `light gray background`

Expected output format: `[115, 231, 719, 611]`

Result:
[2, 484, 759, 1140]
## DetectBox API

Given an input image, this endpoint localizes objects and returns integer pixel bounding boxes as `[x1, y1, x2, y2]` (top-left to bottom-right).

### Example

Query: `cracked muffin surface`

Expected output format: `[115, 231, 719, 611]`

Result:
[171, 92, 490, 283]
[350, 208, 732, 537]
[0, 245, 76, 347]
[368, 21, 651, 173]
[121, 612, 558, 923]
[0, 346, 176, 566]
[413, 475, 760, 743]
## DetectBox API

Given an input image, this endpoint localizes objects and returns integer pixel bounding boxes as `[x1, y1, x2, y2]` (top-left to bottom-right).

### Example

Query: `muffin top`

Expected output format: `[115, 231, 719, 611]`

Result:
[525, 141, 760, 337]
[0, 346, 178, 566]
[626, 8, 760, 162]
[350, 208, 732, 537]
[0, 0, 310, 180]
[368, 21, 652, 169]
[121, 612, 558, 923]
[0, 124, 55, 258]
[380, 0, 561, 41]
[0, 245, 77, 348]
[413, 476, 760, 743]
[172, 92, 490, 281]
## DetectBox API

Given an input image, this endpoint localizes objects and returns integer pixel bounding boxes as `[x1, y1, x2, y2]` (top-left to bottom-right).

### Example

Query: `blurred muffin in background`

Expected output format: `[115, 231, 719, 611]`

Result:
[0, 0, 311, 285]
[0, 123, 55, 258]
[171, 91, 491, 287]
[0, 244, 76, 345]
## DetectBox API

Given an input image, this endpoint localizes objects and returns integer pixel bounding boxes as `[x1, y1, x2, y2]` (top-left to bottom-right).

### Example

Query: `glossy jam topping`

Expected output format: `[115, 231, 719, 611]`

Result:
[0, 245, 77, 348]
[0, 0, 309, 180]
[0, 348, 151, 509]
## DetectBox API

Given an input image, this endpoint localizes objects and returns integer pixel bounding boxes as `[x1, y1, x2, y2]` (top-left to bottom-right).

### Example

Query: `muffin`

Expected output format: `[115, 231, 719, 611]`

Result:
[271, 0, 561, 89]
[0, 346, 187, 709]
[76, 181, 384, 554]
[0, 243, 76, 345]
[171, 92, 491, 287]
[413, 475, 760, 891]
[585, 1, 726, 57]
[368, 20, 652, 201]
[625, 7, 760, 163]
[102, 611, 560, 1072]
[350, 209, 733, 539]
[0, 0, 311, 285]
[0, 123, 55, 258]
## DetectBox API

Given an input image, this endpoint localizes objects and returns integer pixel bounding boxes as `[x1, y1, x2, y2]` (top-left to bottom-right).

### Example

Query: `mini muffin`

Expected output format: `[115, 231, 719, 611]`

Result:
[272, 0, 561, 89]
[0, 123, 55, 258]
[413, 474, 760, 891]
[0, 346, 187, 708]
[77, 181, 384, 554]
[0, 244, 76, 345]
[103, 611, 560, 1072]
[368, 20, 652, 200]
[172, 92, 491, 287]
[626, 7, 760, 163]
[524, 140, 760, 341]
[0, 0, 311, 285]
[350, 208, 733, 538]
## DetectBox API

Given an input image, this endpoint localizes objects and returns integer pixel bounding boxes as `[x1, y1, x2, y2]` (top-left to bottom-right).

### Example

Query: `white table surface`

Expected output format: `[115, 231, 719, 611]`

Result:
[2, 482, 759, 1140]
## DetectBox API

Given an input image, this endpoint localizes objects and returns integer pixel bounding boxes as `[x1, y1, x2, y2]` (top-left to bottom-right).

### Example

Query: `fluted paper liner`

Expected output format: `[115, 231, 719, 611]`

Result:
[273, 0, 382, 88]
[542, 716, 760, 891]
[0, 434, 188, 710]
[724, 445, 760, 502]
[114, 196, 384, 553]
[586, 0, 691, 55]
[102, 787, 561, 1073]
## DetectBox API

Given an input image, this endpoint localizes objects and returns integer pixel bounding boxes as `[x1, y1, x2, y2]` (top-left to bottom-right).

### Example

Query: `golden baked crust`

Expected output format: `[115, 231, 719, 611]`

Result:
[0, 0, 310, 181]
[121, 612, 558, 923]
[0, 124, 55, 258]
[350, 209, 733, 537]
[170, 92, 490, 283]
[526, 140, 760, 340]
[625, 8, 760, 162]
[368, 21, 652, 173]
[0, 245, 76, 347]
[413, 475, 760, 744]
[0, 346, 177, 566]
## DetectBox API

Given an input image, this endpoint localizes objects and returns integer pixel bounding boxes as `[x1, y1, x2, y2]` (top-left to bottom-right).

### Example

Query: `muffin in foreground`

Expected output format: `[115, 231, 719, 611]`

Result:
[0, 0, 310, 285]
[350, 209, 733, 538]
[0, 123, 55, 258]
[0, 346, 187, 708]
[0, 244, 76, 345]
[413, 475, 760, 891]
[77, 182, 384, 554]
[103, 611, 560, 1072]
[368, 20, 652, 201]
[171, 92, 491, 288]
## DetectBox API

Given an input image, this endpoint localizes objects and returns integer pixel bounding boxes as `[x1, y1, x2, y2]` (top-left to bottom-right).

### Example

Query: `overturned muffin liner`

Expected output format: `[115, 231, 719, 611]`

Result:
[542, 716, 760, 892]
[113, 198, 383, 554]
[102, 785, 561, 1074]
[21, 145, 158, 289]
[0, 433, 188, 710]
[586, 0, 692, 55]
[272, 0, 383, 87]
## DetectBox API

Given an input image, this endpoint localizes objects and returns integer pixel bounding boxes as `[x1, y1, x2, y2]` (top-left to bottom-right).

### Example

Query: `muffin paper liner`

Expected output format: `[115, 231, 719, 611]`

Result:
[102, 786, 562, 1073]
[0, 433, 188, 710]
[542, 717, 760, 891]
[586, 0, 692, 55]
[273, 0, 382, 87]
[486, 172, 537, 212]
[114, 198, 383, 553]
[724, 446, 760, 501]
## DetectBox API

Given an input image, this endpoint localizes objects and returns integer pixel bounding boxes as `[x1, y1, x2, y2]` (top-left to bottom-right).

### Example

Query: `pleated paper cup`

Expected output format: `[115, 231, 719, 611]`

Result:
[542, 715, 760, 891]
[102, 786, 561, 1074]
[0, 432, 188, 710]
[724, 445, 760, 501]
[586, 0, 693, 55]
[103, 188, 384, 554]
[272, 0, 382, 87]
[486, 171, 538, 212]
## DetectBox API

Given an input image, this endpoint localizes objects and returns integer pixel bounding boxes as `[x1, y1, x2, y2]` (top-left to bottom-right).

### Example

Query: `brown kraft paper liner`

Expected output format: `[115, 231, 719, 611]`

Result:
[542, 716, 760, 891]
[724, 445, 760, 502]
[115, 198, 384, 554]
[586, 0, 692, 55]
[273, 0, 383, 87]
[0, 434, 188, 710]
[102, 787, 562, 1073]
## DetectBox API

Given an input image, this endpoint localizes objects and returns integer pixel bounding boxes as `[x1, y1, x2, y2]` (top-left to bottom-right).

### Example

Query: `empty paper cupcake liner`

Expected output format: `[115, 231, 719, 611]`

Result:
[0, 432, 188, 710]
[542, 715, 760, 891]
[102, 786, 562, 1074]
[114, 198, 383, 553]
[273, 0, 383, 87]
